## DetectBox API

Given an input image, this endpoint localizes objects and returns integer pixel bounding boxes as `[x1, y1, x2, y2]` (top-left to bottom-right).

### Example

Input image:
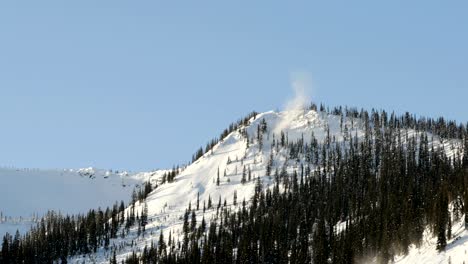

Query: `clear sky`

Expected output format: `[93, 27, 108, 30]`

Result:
[0, 1, 466, 171]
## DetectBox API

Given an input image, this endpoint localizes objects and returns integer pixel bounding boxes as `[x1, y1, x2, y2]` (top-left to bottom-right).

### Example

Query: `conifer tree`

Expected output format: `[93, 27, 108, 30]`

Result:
[241, 165, 246, 184]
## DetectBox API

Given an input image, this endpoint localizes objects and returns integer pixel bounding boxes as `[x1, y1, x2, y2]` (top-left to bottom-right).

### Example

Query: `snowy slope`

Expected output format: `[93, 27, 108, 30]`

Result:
[69, 109, 464, 263]
[394, 219, 468, 264]
[0, 167, 165, 236]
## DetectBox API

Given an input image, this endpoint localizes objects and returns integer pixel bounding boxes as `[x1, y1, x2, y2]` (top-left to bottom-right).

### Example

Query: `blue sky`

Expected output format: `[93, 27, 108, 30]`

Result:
[0, 1, 466, 171]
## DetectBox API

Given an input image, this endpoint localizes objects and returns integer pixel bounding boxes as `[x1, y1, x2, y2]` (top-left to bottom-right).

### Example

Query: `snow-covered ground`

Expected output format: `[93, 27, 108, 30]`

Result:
[0, 167, 165, 236]
[394, 219, 468, 264]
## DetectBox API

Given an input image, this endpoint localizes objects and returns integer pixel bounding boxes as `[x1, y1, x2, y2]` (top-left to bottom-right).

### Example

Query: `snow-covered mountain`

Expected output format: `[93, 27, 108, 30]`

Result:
[1, 108, 466, 264]
[0, 167, 165, 236]
[67, 108, 465, 263]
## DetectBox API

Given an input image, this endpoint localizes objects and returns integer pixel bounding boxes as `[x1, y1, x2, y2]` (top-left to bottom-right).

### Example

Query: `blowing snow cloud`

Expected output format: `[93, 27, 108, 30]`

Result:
[274, 71, 314, 134]
[286, 71, 313, 111]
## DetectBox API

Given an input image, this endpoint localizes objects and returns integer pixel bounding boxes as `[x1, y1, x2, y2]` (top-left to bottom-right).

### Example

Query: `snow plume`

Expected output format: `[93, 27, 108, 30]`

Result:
[286, 71, 313, 111]
[274, 71, 313, 134]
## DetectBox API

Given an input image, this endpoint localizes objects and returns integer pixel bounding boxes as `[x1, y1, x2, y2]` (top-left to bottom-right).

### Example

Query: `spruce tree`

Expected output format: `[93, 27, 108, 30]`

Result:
[436, 189, 448, 252]
[241, 166, 246, 184]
